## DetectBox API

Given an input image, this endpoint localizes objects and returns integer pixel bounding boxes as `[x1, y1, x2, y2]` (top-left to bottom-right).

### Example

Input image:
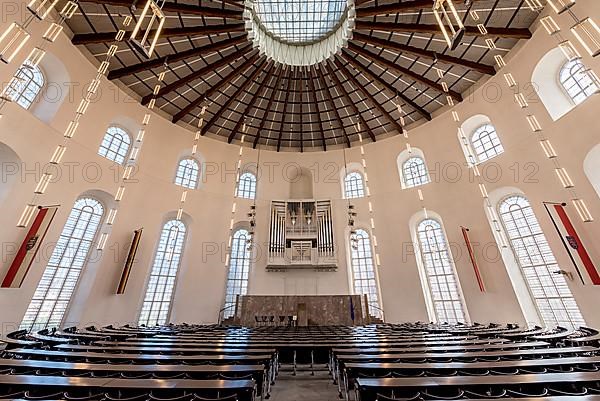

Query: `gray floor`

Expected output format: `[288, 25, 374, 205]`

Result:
[270, 368, 341, 401]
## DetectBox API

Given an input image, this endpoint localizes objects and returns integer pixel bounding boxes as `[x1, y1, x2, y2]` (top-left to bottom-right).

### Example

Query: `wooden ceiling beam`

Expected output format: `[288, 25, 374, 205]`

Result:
[306, 66, 327, 151]
[313, 65, 350, 148]
[172, 53, 260, 123]
[353, 32, 495, 75]
[357, 0, 436, 15]
[108, 35, 247, 80]
[345, 43, 462, 102]
[253, 66, 285, 148]
[72, 24, 245, 45]
[203, 58, 269, 135]
[141, 44, 252, 105]
[355, 21, 532, 39]
[333, 57, 407, 132]
[338, 53, 431, 122]
[356, 0, 484, 15]
[79, 0, 244, 17]
[321, 61, 375, 143]
[227, 63, 276, 143]
[276, 68, 293, 152]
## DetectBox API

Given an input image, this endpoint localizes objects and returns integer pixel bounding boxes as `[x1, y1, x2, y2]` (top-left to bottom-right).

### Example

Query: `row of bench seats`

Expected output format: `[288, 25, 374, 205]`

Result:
[1, 322, 600, 401]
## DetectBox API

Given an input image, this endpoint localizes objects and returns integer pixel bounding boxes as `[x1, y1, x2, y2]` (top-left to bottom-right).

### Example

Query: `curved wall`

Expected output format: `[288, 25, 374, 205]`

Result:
[0, 0, 599, 331]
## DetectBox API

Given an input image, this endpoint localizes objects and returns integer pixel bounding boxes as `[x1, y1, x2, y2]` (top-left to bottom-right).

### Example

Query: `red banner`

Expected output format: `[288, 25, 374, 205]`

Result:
[2, 206, 59, 288]
[461, 226, 485, 292]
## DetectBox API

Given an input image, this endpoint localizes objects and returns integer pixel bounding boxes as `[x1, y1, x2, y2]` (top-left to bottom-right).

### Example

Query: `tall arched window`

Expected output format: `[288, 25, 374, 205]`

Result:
[20, 198, 104, 331]
[499, 195, 585, 328]
[236, 172, 257, 200]
[344, 171, 365, 199]
[403, 157, 429, 188]
[559, 60, 598, 104]
[139, 219, 187, 327]
[223, 229, 252, 319]
[175, 158, 199, 189]
[349, 229, 382, 318]
[417, 219, 467, 324]
[471, 124, 504, 162]
[98, 126, 131, 164]
[5, 61, 44, 110]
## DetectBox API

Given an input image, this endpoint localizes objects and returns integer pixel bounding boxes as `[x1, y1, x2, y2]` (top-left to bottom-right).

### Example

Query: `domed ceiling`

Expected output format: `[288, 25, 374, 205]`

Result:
[67, 0, 537, 151]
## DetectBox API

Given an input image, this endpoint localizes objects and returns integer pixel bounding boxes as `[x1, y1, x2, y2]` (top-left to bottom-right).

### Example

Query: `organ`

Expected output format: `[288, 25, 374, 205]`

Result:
[267, 199, 337, 271]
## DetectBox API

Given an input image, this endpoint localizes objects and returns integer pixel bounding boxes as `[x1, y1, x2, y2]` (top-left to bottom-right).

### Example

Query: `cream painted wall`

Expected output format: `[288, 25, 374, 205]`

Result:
[0, 0, 599, 333]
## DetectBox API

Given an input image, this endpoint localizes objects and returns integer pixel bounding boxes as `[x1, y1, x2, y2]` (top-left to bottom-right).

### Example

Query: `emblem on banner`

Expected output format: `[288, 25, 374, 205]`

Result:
[26, 235, 39, 251]
[566, 235, 579, 250]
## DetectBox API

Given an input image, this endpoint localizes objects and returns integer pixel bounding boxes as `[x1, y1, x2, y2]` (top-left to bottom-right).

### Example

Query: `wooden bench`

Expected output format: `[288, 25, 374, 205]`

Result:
[355, 371, 600, 401]
[0, 375, 256, 401]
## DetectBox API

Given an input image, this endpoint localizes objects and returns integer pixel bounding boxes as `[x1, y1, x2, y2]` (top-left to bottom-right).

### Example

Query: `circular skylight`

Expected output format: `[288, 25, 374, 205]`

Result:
[254, 0, 347, 44]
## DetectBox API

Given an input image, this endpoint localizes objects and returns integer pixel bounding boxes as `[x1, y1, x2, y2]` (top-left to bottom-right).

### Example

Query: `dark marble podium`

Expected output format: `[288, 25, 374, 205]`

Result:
[233, 295, 369, 326]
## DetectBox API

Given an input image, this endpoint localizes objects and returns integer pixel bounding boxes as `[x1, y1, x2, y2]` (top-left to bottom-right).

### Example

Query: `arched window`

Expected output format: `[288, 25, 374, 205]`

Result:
[349, 229, 382, 318]
[236, 172, 257, 200]
[5, 61, 44, 110]
[98, 126, 131, 164]
[223, 229, 252, 319]
[471, 124, 504, 162]
[417, 219, 467, 324]
[139, 219, 187, 327]
[499, 195, 585, 328]
[344, 171, 365, 199]
[20, 198, 104, 331]
[175, 158, 199, 189]
[403, 157, 429, 188]
[559, 60, 598, 104]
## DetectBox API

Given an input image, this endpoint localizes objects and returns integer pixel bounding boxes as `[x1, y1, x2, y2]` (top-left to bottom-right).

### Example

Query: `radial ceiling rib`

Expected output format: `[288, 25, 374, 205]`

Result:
[306, 66, 327, 151]
[345, 44, 462, 102]
[173, 53, 261, 123]
[79, 0, 244, 18]
[353, 32, 495, 75]
[339, 52, 431, 122]
[253, 66, 286, 148]
[72, 24, 245, 45]
[321, 61, 375, 143]
[227, 63, 277, 143]
[276, 69, 293, 152]
[333, 57, 407, 132]
[141, 44, 253, 105]
[313, 65, 350, 148]
[355, 0, 485, 16]
[203, 58, 269, 136]
[355, 22, 532, 39]
[108, 35, 247, 80]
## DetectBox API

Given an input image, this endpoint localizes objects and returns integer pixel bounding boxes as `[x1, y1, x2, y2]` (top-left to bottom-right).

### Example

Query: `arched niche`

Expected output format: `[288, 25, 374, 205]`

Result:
[584, 143, 600, 199]
[288, 166, 313, 199]
[33, 51, 71, 123]
[531, 47, 574, 121]
[0, 141, 22, 206]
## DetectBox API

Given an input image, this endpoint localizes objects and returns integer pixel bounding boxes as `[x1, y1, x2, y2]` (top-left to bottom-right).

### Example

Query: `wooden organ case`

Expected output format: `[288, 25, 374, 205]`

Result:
[267, 200, 337, 271]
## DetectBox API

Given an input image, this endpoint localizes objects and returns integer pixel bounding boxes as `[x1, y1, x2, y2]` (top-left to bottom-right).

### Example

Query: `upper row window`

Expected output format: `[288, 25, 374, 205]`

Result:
[6, 62, 44, 110]
[98, 126, 132, 165]
[471, 124, 504, 163]
[559, 59, 597, 105]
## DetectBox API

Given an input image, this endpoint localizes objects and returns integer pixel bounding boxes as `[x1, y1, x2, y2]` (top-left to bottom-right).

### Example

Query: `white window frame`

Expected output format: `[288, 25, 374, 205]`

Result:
[20, 197, 104, 332]
[349, 229, 382, 319]
[223, 229, 252, 319]
[174, 158, 200, 189]
[470, 123, 504, 163]
[236, 172, 257, 200]
[138, 219, 187, 327]
[402, 157, 430, 188]
[98, 126, 132, 165]
[498, 195, 585, 329]
[416, 218, 467, 324]
[344, 171, 365, 199]
[559, 59, 598, 105]
[6, 61, 44, 110]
